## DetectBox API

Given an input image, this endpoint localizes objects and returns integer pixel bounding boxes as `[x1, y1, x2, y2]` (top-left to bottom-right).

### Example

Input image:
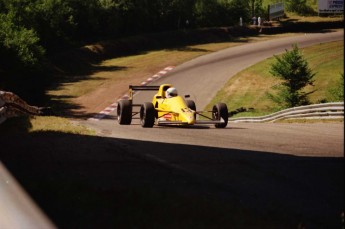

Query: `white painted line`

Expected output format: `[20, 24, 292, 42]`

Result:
[104, 108, 114, 112]
[164, 66, 174, 71]
[88, 118, 100, 121]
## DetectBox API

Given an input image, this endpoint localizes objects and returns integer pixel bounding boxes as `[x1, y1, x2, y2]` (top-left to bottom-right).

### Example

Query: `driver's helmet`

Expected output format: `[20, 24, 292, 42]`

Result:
[166, 87, 178, 98]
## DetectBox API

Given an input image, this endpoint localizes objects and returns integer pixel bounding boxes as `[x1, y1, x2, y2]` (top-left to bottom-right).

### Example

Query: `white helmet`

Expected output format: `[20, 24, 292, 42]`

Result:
[166, 87, 178, 98]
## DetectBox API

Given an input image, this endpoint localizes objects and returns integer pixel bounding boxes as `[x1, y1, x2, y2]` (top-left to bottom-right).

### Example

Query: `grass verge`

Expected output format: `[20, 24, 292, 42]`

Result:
[0, 116, 95, 135]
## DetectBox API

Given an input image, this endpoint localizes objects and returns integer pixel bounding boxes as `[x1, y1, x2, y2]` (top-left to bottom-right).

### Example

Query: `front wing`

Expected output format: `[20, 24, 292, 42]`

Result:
[156, 109, 226, 126]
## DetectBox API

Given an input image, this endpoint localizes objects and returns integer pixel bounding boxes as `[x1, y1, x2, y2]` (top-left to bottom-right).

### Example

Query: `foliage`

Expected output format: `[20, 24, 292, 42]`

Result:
[254, 0, 266, 18]
[0, 0, 333, 77]
[0, 0, 257, 73]
[285, 0, 315, 15]
[0, 12, 45, 69]
[268, 44, 315, 109]
[249, 0, 265, 18]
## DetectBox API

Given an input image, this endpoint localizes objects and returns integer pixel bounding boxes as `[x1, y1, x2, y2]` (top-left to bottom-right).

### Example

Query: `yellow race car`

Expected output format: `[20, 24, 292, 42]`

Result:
[117, 84, 228, 128]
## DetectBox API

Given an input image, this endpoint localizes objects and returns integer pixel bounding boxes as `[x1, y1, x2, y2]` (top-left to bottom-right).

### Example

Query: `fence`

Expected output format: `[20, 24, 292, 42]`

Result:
[268, 2, 285, 20]
[229, 102, 344, 123]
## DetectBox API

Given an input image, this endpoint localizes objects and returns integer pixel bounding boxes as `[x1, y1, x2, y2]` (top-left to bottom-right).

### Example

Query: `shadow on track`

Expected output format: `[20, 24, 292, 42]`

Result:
[0, 129, 343, 229]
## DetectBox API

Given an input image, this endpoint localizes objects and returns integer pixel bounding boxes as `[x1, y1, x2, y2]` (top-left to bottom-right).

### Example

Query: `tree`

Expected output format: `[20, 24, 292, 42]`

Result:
[254, 0, 265, 18]
[285, 0, 314, 15]
[0, 12, 45, 69]
[227, 0, 250, 25]
[194, 0, 221, 27]
[268, 44, 315, 109]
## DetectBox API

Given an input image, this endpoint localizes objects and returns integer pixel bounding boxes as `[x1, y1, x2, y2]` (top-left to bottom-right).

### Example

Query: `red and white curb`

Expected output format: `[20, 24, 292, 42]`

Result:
[88, 66, 175, 121]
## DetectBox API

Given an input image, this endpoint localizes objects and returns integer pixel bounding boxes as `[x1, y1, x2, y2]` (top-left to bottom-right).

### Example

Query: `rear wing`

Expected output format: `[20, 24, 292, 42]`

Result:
[128, 85, 160, 101]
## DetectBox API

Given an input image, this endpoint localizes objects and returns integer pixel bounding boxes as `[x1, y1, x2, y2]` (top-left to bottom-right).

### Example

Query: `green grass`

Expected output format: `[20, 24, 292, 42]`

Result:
[304, 42, 344, 102]
[29, 116, 95, 134]
[206, 40, 344, 117]
[0, 116, 95, 135]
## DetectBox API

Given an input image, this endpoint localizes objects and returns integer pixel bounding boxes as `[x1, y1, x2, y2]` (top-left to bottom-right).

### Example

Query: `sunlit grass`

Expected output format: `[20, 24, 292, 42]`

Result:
[0, 116, 95, 135]
[29, 116, 95, 135]
[303, 42, 344, 102]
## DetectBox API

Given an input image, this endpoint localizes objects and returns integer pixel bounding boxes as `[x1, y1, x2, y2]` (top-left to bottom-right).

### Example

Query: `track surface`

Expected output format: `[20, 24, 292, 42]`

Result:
[80, 31, 344, 228]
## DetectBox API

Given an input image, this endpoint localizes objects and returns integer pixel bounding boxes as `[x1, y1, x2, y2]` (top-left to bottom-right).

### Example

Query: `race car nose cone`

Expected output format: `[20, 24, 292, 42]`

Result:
[184, 113, 195, 125]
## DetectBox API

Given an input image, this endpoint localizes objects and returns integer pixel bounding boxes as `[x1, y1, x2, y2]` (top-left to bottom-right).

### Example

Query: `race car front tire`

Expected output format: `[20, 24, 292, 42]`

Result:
[140, 102, 155, 128]
[117, 100, 132, 125]
[186, 100, 196, 120]
[212, 103, 228, 128]
[186, 100, 196, 111]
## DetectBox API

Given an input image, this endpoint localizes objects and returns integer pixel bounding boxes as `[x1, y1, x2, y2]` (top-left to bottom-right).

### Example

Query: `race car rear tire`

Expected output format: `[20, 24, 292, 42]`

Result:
[212, 103, 228, 128]
[117, 100, 132, 125]
[140, 102, 155, 128]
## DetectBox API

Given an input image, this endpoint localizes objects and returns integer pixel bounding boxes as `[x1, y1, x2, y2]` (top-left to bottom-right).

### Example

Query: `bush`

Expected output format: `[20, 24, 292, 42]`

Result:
[268, 44, 316, 108]
[285, 0, 316, 15]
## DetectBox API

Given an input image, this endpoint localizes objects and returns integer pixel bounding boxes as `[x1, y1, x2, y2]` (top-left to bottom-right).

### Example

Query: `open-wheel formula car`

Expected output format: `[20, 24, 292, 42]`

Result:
[117, 84, 228, 128]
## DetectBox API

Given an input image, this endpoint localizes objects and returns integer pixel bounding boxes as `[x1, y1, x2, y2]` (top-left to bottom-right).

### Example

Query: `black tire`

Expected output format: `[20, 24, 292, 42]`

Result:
[212, 103, 228, 128]
[117, 100, 132, 125]
[140, 102, 155, 128]
[186, 100, 196, 111]
[186, 100, 196, 119]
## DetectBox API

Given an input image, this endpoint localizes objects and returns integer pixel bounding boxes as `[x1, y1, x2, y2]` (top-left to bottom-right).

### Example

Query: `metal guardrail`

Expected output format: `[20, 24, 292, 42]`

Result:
[229, 102, 344, 123]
